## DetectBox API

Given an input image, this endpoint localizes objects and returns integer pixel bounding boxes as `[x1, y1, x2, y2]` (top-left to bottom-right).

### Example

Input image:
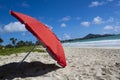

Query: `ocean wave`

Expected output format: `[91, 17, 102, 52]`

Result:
[62, 39, 120, 47]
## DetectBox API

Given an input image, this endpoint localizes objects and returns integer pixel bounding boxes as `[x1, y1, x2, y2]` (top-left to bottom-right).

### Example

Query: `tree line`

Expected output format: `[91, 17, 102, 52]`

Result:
[0, 37, 41, 48]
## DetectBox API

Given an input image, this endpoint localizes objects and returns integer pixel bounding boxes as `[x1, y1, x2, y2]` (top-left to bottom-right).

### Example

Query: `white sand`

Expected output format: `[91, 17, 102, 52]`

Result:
[0, 47, 120, 80]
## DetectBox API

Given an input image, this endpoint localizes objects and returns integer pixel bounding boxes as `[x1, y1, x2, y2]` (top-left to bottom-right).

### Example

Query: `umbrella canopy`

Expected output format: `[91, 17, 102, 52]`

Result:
[10, 11, 67, 67]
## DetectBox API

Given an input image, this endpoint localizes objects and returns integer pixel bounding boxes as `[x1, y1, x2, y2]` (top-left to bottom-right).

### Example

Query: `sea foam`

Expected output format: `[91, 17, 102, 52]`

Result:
[62, 39, 120, 47]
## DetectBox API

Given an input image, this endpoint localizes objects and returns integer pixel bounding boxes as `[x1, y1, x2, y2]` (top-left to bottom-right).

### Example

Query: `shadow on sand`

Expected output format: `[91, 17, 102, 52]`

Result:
[0, 61, 60, 80]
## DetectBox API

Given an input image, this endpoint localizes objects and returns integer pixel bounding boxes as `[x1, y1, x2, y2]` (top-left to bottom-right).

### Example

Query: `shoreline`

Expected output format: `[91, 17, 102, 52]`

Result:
[64, 46, 120, 49]
[62, 39, 120, 48]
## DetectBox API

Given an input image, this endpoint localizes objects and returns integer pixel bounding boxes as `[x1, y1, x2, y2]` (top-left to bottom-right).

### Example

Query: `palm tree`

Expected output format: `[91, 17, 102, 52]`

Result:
[0, 38, 3, 49]
[10, 38, 17, 48]
[0, 38, 3, 44]
[16, 40, 25, 47]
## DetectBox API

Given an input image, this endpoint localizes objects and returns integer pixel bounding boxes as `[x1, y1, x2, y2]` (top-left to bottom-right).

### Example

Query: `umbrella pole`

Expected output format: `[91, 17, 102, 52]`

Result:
[18, 44, 36, 66]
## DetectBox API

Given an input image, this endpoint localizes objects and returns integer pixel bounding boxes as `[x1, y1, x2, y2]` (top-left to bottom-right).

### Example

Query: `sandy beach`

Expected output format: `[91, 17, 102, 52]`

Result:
[0, 47, 120, 80]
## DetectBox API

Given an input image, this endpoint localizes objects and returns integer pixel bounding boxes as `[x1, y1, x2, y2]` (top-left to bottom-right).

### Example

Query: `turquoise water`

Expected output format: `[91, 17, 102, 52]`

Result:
[74, 35, 120, 42]
[63, 35, 120, 47]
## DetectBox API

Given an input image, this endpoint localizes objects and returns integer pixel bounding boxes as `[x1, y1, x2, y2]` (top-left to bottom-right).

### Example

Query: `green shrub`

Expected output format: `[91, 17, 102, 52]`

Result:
[0, 46, 46, 56]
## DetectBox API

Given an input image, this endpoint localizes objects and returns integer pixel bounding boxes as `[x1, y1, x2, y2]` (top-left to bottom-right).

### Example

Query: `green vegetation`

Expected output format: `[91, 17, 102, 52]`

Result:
[0, 46, 46, 56]
[10, 38, 17, 48]
[0, 37, 46, 56]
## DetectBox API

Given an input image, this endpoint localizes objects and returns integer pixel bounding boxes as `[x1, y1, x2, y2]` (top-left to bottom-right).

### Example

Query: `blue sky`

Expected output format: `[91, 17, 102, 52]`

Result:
[0, 0, 120, 45]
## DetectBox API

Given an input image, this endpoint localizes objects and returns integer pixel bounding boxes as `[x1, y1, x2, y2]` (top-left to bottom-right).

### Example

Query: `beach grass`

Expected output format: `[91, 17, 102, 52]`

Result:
[0, 46, 46, 56]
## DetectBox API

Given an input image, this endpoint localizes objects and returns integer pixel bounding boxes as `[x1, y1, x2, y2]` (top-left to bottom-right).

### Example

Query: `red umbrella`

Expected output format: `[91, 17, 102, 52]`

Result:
[10, 11, 67, 67]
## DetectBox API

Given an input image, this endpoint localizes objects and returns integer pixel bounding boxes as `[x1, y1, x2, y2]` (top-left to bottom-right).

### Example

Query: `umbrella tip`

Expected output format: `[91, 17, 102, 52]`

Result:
[9, 10, 14, 14]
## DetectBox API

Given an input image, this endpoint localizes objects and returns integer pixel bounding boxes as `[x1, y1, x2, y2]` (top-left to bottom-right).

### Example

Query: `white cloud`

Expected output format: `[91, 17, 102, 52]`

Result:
[107, 17, 114, 23]
[114, 26, 120, 32]
[104, 25, 120, 33]
[63, 33, 71, 40]
[61, 23, 67, 27]
[4, 22, 26, 32]
[89, 0, 115, 8]
[22, 1, 30, 7]
[80, 16, 114, 27]
[76, 17, 81, 20]
[104, 25, 114, 30]
[107, 0, 113, 2]
[81, 21, 90, 27]
[0, 24, 5, 33]
[93, 16, 114, 24]
[0, 27, 3, 33]
[45, 24, 53, 30]
[89, 1, 104, 7]
[60, 16, 71, 22]
[22, 32, 26, 36]
[93, 16, 103, 24]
